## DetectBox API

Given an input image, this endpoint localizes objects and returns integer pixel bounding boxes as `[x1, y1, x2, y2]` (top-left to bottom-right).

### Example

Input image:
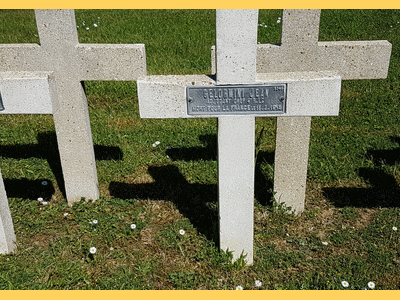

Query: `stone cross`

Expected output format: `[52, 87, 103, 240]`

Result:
[0, 9, 146, 205]
[257, 10, 392, 212]
[137, 9, 341, 264]
[211, 10, 392, 213]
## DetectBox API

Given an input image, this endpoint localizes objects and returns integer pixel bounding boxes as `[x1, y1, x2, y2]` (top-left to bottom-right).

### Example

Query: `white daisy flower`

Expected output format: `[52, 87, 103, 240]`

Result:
[86, 27, 89, 30]
[155, 141, 160, 145]
[235, 285, 243, 290]
[63, 213, 69, 217]
[110, 247, 114, 251]
[89, 247, 97, 254]
[255, 280, 262, 287]
[341, 281, 349, 288]
[41, 201, 48, 206]
[368, 281, 375, 289]
[94, 24, 98, 27]
[322, 241, 328, 246]
[179, 229, 185, 235]
[37, 197, 44, 202]
[130, 224, 136, 229]
[92, 219, 98, 224]
[393, 226, 398, 231]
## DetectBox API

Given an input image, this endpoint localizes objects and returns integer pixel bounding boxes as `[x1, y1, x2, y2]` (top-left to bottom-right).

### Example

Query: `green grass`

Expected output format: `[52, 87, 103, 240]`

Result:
[0, 9, 400, 290]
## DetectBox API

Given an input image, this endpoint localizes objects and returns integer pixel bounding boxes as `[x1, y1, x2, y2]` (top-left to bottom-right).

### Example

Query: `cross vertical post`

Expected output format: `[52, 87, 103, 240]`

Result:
[273, 10, 320, 213]
[35, 10, 99, 203]
[216, 9, 258, 264]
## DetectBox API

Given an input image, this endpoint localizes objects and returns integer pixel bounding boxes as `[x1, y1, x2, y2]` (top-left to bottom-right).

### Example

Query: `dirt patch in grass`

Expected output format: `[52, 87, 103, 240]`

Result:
[106, 116, 143, 130]
[125, 165, 154, 185]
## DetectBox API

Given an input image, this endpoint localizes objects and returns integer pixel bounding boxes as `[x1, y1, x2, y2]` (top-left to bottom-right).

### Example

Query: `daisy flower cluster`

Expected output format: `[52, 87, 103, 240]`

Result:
[77, 17, 100, 30]
[341, 280, 376, 289]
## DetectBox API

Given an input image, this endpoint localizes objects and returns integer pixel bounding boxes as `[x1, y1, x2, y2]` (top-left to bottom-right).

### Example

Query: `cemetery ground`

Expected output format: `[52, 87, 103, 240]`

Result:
[0, 9, 399, 290]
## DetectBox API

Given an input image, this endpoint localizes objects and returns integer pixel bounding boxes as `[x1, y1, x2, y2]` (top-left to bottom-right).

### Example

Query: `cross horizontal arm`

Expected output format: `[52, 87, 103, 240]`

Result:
[0, 71, 54, 114]
[0, 43, 147, 81]
[0, 45, 42, 72]
[257, 40, 392, 80]
[76, 44, 146, 81]
[137, 71, 341, 119]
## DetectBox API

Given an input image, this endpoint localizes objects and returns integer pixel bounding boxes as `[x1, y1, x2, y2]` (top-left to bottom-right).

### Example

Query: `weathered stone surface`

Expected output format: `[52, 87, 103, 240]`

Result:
[216, 9, 258, 265]
[0, 169, 16, 254]
[0, 71, 53, 114]
[274, 116, 311, 213]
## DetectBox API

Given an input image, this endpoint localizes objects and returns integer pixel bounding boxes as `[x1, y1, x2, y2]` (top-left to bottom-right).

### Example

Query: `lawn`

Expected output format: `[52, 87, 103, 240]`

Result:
[0, 9, 399, 290]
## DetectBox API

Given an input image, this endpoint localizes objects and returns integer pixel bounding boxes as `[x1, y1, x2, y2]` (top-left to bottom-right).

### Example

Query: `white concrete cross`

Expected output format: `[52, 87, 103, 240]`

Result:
[0, 9, 146, 205]
[257, 10, 392, 212]
[138, 9, 342, 264]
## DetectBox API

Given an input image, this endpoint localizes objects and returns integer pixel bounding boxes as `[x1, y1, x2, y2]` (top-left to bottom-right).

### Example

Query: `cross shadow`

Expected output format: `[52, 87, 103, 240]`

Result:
[323, 136, 400, 208]
[367, 136, 400, 166]
[109, 135, 275, 243]
[0, 131, 123, 199]
[109, 165, 219, 243]
[254, 150, 275, 206]
[166, 134, 217, 161]
[166, 134, 275, 207]
[3, 178, 55, 201]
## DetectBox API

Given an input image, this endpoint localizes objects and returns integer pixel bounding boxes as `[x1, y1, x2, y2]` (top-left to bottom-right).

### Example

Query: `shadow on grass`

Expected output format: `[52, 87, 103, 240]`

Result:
[1, 131, 123, 199]
[367, 136, 400, 166]
[166, 134, 217, 161]
[255, 150, 275, 207]
[166, 133, 275, 206]
[109, 133, 276, 243]
[109, 165, 219, 244]
[3, 178, 55, 201]
[323, 137, 400, 208]
[323, 168, 400, 208]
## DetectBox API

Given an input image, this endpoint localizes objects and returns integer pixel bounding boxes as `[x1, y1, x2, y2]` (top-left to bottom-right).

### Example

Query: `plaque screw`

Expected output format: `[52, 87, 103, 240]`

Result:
[279, 96, 285, 101]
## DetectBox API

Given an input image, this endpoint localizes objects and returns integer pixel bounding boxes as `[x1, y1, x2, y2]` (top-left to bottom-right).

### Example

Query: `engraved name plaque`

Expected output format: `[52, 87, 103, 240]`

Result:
[187, 84, 286, 115]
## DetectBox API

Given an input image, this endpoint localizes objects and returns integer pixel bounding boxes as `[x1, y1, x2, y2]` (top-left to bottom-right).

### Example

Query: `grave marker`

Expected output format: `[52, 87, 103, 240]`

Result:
[211, 9, 392, 212]
[0, 9, 146, 205]
[138, 9, 341, 264]
[257, 10, 392, 212]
